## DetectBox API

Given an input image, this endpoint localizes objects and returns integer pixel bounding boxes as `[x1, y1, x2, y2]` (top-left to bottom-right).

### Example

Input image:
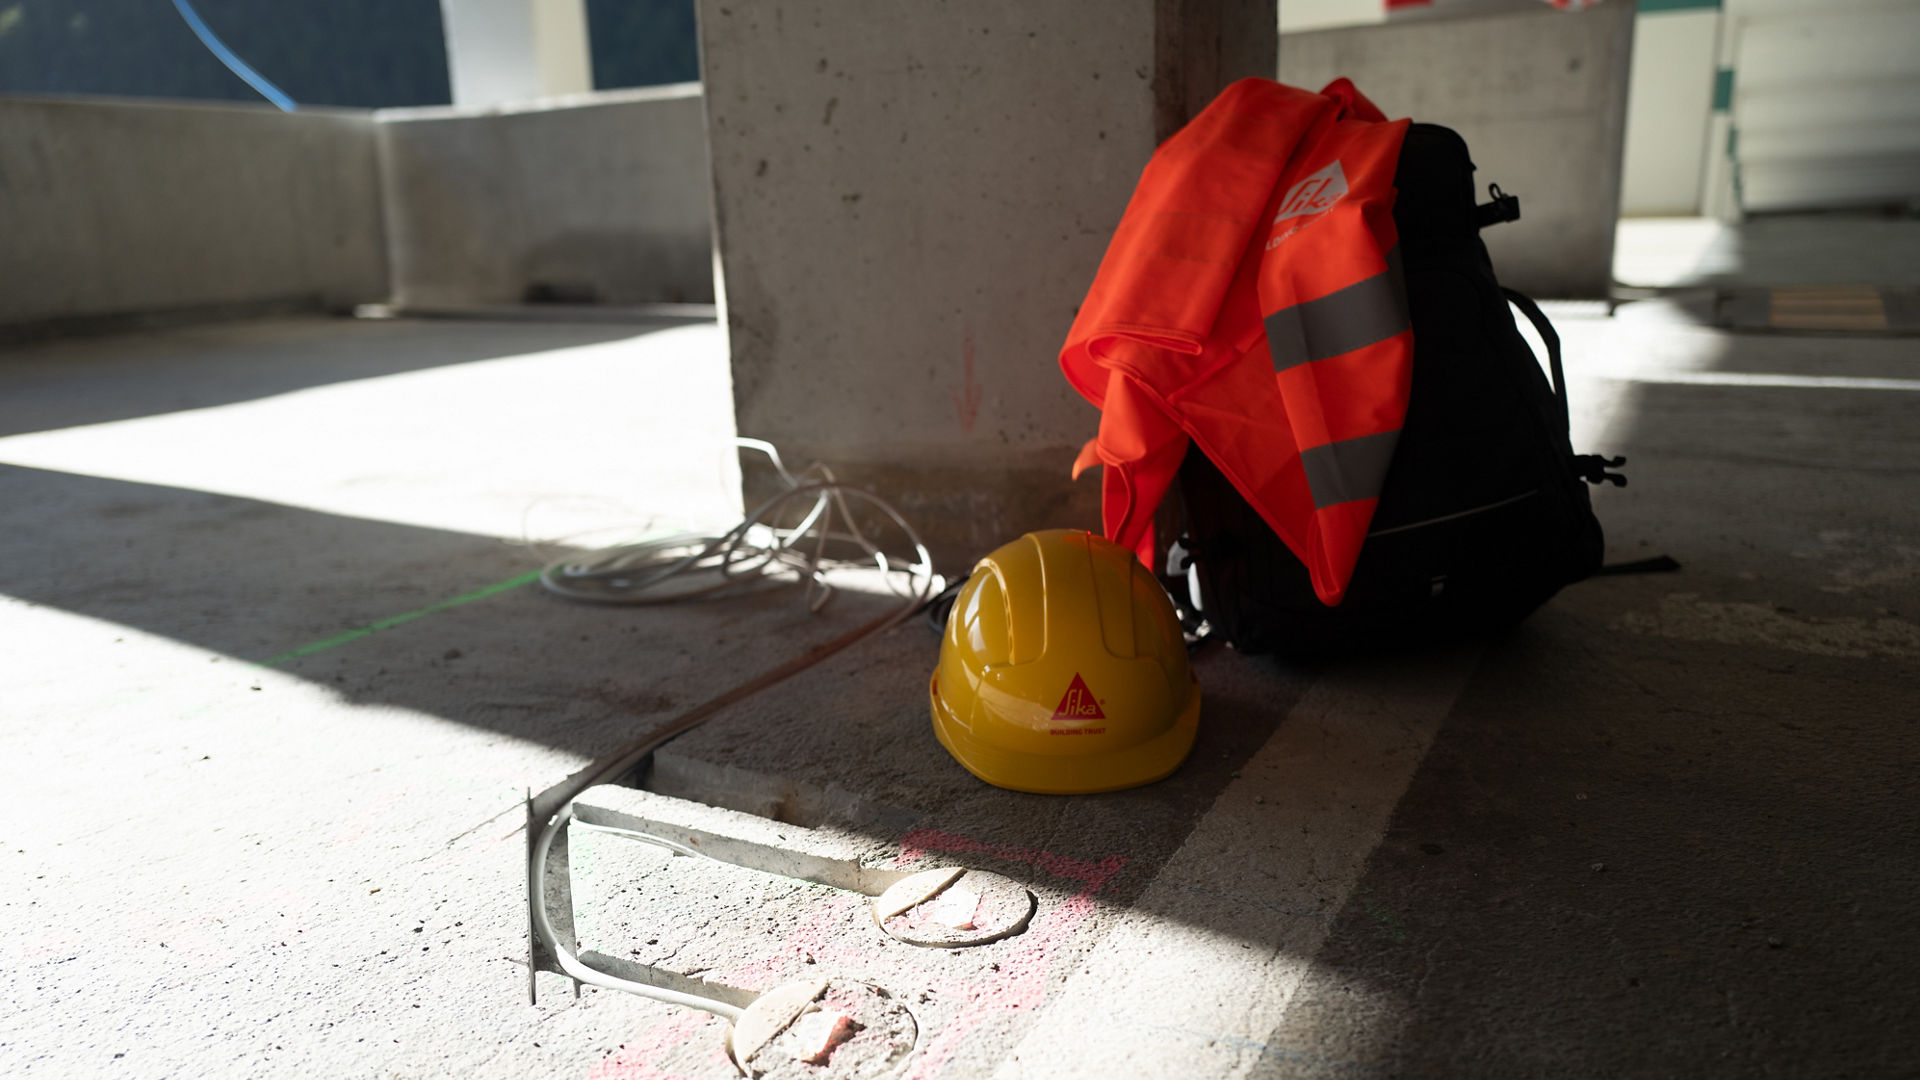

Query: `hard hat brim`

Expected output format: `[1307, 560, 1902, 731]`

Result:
[929, 671, 1201, 795]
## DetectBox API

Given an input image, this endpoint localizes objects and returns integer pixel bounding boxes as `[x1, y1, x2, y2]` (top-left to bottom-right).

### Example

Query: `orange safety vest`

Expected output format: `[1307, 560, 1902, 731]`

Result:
[1061, 78, 1411, 607]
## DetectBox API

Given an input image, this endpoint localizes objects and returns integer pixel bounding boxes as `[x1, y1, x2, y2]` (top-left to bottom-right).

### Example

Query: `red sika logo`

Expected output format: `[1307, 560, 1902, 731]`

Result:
[1052, 673, 1106, 721]
[1273, 160, 1349, 226]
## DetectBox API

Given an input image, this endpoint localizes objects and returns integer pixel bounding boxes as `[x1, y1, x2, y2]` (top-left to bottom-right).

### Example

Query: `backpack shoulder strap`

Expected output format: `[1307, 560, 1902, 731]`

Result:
[1500, 286, 1567, 430]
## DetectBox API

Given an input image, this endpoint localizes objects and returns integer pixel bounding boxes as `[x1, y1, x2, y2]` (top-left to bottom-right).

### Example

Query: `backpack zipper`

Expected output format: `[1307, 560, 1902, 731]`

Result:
[1366, 488, 1539, 538]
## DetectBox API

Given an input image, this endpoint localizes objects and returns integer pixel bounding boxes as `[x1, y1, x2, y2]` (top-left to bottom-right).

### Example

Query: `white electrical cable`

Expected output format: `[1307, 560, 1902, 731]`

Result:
[538, 440, 931, 610]
[527, 439, 938, 1021]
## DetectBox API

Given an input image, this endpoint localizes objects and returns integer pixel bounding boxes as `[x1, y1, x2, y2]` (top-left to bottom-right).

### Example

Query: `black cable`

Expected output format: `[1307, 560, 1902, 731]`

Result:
[920, 572, 970, 634]
[1595, 554, 1682, 576]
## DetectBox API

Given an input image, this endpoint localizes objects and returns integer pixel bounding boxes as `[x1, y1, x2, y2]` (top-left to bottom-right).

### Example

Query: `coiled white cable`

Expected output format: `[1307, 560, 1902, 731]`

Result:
[538, 440, 933, 611]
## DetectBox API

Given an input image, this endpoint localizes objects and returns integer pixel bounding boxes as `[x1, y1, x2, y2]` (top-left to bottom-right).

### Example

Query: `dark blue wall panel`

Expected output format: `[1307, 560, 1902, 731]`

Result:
[587, 0, 698, 90]
[0, 0, 451, 108]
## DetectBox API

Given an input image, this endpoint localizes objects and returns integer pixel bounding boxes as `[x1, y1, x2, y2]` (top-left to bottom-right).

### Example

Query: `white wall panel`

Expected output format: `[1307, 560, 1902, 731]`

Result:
[1729, 1, 1920, 211]
[1621, 9, 1721, 216]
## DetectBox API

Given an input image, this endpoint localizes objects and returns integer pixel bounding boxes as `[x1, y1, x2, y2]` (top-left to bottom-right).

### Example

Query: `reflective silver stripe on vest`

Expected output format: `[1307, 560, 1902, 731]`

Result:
[1266, 245, 1409, 373]
[1300, 429, 1400, 509]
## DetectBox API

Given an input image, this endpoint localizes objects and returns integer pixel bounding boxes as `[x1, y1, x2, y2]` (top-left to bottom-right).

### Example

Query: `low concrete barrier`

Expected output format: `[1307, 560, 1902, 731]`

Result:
[0, 97, 387, 330]
[0, 86, 717, 335]
[376, 84, 715, 309]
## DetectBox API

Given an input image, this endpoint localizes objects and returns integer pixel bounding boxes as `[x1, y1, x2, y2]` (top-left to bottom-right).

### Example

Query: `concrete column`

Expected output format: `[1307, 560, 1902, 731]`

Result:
[440, 0, 594, 106]
[697, 0, 1276, 568]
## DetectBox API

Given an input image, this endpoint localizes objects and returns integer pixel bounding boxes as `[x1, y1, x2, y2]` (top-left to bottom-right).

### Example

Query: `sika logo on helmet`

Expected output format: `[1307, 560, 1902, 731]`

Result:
[928, 529, 1201, 794]
[1051, 673, 1105, 722]
[1050, 673, 1106, 735]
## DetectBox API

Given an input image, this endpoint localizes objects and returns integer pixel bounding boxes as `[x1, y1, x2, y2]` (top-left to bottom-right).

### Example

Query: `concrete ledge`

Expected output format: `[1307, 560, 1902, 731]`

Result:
[0, 296, 338, 349]
[362, 301, 720, 323]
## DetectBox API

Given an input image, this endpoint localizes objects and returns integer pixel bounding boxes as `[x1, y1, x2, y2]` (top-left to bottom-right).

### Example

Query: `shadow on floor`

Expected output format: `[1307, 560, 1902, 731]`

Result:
[1252, 603, 1920, 1079]
[0, 459, 1316, 958]
[0, 461, 815, 761]
[1236, 294, 1920, 1075]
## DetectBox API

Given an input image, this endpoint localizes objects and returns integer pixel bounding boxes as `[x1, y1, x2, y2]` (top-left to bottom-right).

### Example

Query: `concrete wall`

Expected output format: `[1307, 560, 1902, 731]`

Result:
[697, 0, 1273, 566]
[1727, 0, 1920, 213]
[1276, 0, 1738, 219]
[1281, 3, 1636, 297]
[1280, 0, 1385, 33]
[0, 97, 388, 329]
[1621, 5, 1721, 217]
[376, 84, 715, 308]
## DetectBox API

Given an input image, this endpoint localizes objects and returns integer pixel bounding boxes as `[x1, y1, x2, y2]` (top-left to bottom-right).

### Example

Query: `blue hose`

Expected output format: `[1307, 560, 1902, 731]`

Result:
[169, 0, 297, 112]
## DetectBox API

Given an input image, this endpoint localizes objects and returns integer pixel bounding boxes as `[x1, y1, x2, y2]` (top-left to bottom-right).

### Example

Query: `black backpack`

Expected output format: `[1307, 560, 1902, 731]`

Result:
[1172, 123, 1629, 655]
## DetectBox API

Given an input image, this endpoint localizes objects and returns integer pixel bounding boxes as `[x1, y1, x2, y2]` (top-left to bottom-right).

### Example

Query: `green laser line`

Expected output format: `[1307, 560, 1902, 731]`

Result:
[255, 570, 543, 667]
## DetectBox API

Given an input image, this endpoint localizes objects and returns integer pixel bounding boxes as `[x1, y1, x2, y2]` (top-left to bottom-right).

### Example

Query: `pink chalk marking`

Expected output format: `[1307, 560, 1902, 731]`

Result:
[592, 896, 874, 1077]
[586, 1012, 714, 1080]
[11, 929, 87, 965]
[898, 827, 1127, 892]
[719, 892, 862, 992]
[581, 829, 1129, 1080]
[902, 890, 1109, 1080]
[326, 790, 407, 847]
[886, 829, 1128, 1079]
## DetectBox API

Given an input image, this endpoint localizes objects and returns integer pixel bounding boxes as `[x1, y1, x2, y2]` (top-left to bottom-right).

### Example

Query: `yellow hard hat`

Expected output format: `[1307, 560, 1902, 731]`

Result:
[929, 529, 1201, 794]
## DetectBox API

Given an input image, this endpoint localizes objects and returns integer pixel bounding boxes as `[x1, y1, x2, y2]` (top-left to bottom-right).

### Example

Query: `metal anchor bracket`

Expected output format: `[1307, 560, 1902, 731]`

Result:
[527, 778, 1035, 1077]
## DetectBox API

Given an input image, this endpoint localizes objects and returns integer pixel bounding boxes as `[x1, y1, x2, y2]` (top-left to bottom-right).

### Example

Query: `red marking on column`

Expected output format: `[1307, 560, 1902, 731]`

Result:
[953, 327, 982, 433]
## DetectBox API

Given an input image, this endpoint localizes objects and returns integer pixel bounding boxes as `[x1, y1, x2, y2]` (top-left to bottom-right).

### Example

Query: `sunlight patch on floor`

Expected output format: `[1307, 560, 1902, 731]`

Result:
[0, 324, 739, 543]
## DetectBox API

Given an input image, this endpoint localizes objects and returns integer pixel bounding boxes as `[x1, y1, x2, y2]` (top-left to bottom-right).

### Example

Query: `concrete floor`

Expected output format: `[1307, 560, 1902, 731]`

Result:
[3, 228, 1917, 1078]
[1614, 213, 1920, 290]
